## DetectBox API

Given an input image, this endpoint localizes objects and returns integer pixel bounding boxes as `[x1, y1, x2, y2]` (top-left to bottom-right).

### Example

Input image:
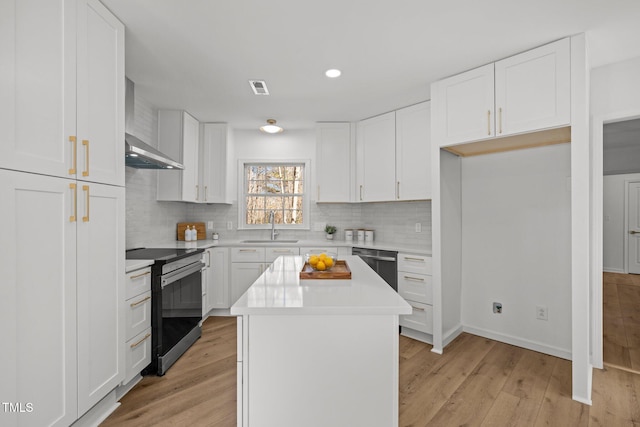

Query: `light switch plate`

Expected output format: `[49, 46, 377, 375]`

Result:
[207, 221, 214, 230]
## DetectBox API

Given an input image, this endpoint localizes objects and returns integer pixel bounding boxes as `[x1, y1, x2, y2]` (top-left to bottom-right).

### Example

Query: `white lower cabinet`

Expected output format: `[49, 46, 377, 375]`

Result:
[204, 247, 230, 313]
[123, 267, 152, 384]
[398, 253, 433, 342]
[0, 169, 124, 427]
[231, 262, 267, 305]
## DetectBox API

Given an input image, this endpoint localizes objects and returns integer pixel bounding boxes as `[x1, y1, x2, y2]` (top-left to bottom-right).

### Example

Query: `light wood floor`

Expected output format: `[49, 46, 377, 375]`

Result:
[603, 272, 640, 373]
[103, 316, 640, 427]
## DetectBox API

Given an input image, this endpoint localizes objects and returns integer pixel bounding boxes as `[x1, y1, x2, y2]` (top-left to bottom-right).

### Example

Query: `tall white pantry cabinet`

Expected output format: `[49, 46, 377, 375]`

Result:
[0, 1, 125, 426]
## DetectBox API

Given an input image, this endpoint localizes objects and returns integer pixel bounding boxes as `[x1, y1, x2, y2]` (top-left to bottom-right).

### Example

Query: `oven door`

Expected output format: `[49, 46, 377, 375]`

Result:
[157, 261, 204, 372]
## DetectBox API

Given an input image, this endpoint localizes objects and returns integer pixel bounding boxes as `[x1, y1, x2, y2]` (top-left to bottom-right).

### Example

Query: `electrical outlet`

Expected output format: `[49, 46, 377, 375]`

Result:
[415, 223, 422, 233]
[536, 305, 548, 321]
[227, 221, 233, 230]
[493, 302, 502, 314]
[207, 221, 214, 230]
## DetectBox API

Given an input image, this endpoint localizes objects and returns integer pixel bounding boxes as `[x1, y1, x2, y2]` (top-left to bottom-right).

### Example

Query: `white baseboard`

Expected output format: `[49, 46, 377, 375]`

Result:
[603, 267, 625, 273]
[115, 374, 143, 401]
[463, 325, 572, 360]
[400, 327, 433, 345]
[72, 390, 119, 427]
[443, 324, 464, 348]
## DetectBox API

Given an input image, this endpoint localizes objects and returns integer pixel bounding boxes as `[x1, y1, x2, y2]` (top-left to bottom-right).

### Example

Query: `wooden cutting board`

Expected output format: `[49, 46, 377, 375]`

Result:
[299, 260, 352, 279]
[177, 222, 206, 240]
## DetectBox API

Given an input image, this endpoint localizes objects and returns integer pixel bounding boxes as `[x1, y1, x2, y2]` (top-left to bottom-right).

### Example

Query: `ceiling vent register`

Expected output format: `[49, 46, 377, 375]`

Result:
[249, 80, 270, 95]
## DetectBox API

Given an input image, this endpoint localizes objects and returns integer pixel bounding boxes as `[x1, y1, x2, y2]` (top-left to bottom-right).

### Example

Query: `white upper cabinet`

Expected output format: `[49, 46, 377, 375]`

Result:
[433, 38, 570, 149]
[157, 110, 200, 202]
[433, 64, 495, 147]
[356, 112, 397, 202]
[494, 38, 570, 136]
[316, 123, 352, 203]
[200, 123, 232, 204]
[0, 0, 124, 186]
[395, 102, 431, 200]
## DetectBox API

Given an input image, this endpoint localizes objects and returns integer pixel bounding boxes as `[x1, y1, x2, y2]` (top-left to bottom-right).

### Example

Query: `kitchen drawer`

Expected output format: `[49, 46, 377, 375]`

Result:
[125, 327, 152, 384]
[400, 301, 433, 334]
[231, 247, 265, 263]
[398, 272, 432, 305]
[125, 290, 152, 341]
[266, 247, 299, 262]
[126, 266, 152, 300]
[398, 253, 432, 275]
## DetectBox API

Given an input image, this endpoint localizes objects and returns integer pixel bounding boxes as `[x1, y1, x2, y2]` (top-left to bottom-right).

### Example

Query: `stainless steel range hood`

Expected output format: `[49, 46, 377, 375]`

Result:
[125, 78, 184, 170]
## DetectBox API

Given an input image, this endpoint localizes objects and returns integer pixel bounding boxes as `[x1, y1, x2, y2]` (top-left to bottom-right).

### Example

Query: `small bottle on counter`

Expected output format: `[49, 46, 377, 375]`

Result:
[190, 226, 197, 241]
[184, 225, 191, 241]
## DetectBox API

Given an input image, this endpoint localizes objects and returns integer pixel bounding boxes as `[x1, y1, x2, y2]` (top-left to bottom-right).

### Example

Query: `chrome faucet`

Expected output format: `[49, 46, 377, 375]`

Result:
[269, 210, 279, 240]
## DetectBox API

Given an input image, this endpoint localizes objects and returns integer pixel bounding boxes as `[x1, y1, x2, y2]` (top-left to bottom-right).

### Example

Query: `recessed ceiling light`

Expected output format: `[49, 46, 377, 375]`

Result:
[325, 69, 341, 78]
[260, 119, 284, 134]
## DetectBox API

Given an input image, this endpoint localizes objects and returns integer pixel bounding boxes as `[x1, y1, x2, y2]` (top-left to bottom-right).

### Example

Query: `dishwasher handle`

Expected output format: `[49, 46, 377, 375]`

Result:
[355, 253, 397, 262]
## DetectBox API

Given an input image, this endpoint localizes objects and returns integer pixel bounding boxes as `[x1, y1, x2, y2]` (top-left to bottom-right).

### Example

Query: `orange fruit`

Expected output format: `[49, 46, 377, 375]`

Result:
[316, 261, 326, 271]
[324, 257, 334, 268]
[309, 255, 319, 266]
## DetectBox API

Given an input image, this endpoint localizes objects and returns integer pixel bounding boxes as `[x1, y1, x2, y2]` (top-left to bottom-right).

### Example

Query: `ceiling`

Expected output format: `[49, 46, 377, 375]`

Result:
[102, 0, 640, 131]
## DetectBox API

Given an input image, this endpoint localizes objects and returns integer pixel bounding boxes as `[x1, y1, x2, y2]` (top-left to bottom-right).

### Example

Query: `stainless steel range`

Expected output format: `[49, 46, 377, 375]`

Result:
[126, 247, 205, 375]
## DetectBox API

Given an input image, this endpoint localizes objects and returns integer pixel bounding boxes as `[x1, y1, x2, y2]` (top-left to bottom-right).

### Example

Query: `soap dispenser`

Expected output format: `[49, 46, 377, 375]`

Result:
[184, 225, 191, 241]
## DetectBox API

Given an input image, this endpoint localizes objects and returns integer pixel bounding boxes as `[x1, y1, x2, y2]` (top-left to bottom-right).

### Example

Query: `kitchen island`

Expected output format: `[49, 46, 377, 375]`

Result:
[230, 255, 411, 427]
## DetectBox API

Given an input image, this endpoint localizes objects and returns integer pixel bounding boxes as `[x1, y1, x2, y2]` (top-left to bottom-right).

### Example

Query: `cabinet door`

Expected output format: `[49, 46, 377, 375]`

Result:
[231, 263, 265, 305]
[0, 169, 78, 427]
[76, 182, 125, 414]
[395, 102, 431, 200]
[157, 110, 200, 202]
[432, 64, 494, 147]
[201, 123, 231, 203]
[182, 112, 200, 202]
[76, 0, 125, 186]
[495, 38, 570, 136]
[206, 248, 230, 310]
[356, 112, 396, 202]
[316, 123, 352, 202]
[0, 0, 77, 179]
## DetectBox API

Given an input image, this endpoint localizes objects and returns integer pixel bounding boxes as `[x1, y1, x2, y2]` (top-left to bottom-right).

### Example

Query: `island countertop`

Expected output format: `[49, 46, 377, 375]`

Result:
[230, 255, 412, 316]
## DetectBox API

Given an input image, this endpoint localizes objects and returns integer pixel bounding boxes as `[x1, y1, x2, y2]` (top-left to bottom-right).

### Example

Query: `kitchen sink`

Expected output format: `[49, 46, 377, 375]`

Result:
[241, 239, 299, 244]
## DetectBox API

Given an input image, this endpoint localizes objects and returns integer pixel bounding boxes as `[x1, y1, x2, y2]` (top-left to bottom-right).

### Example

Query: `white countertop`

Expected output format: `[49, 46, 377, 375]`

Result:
[125, 259, 154, 273]
[146, 238, 432, 256]
[230, 255, 412, 316]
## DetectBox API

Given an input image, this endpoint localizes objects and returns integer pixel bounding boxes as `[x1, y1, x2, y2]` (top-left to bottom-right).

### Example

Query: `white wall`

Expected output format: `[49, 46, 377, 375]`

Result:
[603, 173, 640, 272]
[461, 144, 572, 358]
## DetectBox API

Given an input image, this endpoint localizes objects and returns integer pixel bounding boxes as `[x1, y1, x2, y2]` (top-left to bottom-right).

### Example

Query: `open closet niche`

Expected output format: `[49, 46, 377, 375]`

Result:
[430, 34, 591, 403]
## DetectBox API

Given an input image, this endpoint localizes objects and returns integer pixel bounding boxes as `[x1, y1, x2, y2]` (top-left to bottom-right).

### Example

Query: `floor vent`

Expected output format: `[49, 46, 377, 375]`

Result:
[249, 80, 269, 95]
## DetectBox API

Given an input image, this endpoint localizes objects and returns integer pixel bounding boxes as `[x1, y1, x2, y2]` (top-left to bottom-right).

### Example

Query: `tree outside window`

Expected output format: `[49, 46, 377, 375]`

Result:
[243, 163, 305, 226]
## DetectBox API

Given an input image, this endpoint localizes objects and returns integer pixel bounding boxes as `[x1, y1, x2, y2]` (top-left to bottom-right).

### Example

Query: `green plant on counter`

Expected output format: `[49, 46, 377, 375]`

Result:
[325, 225, 337, 234]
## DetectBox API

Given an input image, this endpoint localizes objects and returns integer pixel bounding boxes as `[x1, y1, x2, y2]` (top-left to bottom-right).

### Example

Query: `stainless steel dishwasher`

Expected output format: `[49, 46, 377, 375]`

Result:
[352, 247, 398, 291]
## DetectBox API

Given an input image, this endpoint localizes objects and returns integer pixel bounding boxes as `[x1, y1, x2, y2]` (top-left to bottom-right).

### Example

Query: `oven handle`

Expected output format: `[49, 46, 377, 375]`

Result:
[161, 261, 205, 288]
[355, 254, 396, 262]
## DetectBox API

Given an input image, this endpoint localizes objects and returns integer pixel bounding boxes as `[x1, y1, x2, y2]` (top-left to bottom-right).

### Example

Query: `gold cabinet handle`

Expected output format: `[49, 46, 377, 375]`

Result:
[403, 256, 425, 262]
[196, 185, 199, 201]
[130, 270, 151, 280]
[82, 140, 89, 177]
[239, 249, 257, 253]
[498, 108, 503, 134]
[317, 185, 320, 201]
[397, 182, 400, 199]
[130, 332, 151, 349]
[487, 110, 491, 135]
[69, 183, 77, 222]
[204, 186, 208, 202]
[360, 185, 363, 201]
[403, 275, 425, 282]
[630, 230, 640, 235]
[82, 185, 90, 222]
[69, 136, 77, 175]
[411, 305, 426, 312]
[130, 295, 151, 308]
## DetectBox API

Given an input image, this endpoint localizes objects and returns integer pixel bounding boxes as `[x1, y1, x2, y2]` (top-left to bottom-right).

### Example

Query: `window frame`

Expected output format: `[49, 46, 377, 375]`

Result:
[237, 159, 310, 230]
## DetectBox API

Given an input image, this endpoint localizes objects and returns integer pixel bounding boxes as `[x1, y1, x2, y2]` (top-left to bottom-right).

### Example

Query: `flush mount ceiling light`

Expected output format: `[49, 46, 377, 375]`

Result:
[325, 68, 342, 78]
[260, 119, 283, 134]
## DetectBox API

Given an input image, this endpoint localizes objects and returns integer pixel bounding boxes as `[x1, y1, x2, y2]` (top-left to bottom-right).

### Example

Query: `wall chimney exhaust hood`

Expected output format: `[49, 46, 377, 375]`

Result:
[124, 78, 184, 169]
[125, 133, 184, 169]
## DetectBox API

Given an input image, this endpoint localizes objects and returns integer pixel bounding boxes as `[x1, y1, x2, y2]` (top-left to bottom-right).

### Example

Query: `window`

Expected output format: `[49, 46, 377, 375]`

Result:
[240, 161, 308, 229]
